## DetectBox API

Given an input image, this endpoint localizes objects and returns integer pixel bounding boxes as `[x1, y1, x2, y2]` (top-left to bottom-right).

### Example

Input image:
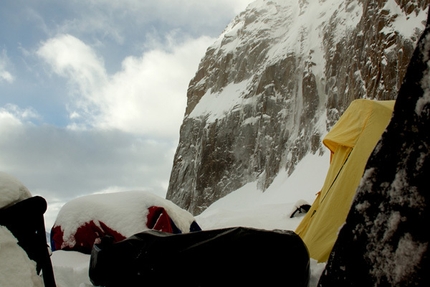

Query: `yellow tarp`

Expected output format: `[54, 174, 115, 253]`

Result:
[295, 99, 395, 262]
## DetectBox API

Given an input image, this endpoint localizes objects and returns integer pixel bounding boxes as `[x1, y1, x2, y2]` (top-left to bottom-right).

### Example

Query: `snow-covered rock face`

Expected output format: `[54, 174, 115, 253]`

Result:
[167, 0, 428, 215]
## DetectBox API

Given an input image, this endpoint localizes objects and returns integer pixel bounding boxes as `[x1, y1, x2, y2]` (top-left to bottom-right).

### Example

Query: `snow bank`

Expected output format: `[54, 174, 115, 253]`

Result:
[51, 251, 92, 287]
[196, 152, 329, 231]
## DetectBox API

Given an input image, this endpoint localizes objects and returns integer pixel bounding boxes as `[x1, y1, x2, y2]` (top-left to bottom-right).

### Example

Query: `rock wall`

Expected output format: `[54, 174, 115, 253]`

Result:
[167, 0, 428, 215]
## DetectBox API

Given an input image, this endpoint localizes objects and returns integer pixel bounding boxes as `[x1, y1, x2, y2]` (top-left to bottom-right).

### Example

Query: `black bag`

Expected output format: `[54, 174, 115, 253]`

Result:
[90, 226, 309, 287]
[0, 196, 56, 287]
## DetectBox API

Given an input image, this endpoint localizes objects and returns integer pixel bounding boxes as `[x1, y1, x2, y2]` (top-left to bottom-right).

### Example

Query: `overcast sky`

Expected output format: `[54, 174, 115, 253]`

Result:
[0, 0, 254, 227]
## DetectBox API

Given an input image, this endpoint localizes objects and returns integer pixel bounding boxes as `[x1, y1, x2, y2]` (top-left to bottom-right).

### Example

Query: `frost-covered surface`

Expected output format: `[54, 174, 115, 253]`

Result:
[0, 226, 43, 287]
[0, 171, 32, 209]
[53, 190, 197, 243]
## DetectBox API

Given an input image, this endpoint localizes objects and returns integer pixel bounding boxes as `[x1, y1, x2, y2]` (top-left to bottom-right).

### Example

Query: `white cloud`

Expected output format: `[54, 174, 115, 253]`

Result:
[0, 109, 22, 132]
[96, 35, 214, 137]
[0, 122, 177, 228]
[51, 0, 253, 49]
[0, 49, 14, 83]
[0, 70, 13, 83]
[81, 0, 251, 23]
[0, 105, 41, 142]
[37, 33, 215, 138]
[0, 124, 175, 198]
[0, 104, 40, 126]
[58, 11, 125, 45]
[37, 34, 107, 96]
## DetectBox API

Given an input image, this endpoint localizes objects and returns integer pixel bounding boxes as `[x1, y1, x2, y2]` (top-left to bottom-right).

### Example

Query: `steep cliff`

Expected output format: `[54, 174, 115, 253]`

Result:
[167, 0, 429, 215]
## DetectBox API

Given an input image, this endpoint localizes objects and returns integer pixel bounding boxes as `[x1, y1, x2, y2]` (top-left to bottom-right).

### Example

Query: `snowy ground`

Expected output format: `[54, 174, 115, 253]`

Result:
[50, 151, 330, 287]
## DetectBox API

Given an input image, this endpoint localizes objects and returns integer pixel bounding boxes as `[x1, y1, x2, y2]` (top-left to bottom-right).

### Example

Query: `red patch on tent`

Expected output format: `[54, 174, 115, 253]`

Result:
[51, 221, 126, 254]
[147, 206, 175, 233]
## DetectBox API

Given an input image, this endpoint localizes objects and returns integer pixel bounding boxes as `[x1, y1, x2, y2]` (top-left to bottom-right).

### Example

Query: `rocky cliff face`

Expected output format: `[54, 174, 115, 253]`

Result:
[167, 0, 429, 215]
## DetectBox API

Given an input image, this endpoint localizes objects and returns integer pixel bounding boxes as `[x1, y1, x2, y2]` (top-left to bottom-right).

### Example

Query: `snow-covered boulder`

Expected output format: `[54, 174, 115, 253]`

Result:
[51, 191, 201, 254]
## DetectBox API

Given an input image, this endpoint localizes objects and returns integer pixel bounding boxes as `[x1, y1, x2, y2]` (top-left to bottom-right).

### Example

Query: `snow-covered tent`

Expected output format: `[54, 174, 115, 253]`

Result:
[295, 99, 395, 262]
[51, 191, 201, 254]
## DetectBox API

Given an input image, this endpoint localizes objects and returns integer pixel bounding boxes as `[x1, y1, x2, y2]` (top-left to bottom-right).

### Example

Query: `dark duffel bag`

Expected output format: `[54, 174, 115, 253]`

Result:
[89, 226, 309, 287]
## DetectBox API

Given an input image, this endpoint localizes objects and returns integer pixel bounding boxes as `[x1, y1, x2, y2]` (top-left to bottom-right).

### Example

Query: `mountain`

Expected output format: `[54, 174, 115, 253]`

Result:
[166, 0, 429, 215]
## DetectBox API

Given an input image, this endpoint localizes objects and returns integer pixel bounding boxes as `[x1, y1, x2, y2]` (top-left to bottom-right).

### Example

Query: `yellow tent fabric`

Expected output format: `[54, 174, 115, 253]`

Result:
[295, 99, 395, 262]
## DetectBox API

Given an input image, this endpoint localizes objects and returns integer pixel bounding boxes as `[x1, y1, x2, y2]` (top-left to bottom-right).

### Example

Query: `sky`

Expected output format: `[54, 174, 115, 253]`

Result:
[0, 0, 254, 227]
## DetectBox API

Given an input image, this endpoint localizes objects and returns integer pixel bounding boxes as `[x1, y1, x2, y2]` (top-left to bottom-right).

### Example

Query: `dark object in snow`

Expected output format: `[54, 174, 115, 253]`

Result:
[89, 226, 310, 287]
[318, 7, 430, 287]
[0, 196, 56, 287]
[290, 203, 311, 218]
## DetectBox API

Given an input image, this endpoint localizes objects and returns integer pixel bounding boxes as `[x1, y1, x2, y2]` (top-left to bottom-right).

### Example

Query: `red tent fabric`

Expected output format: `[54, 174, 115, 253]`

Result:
[51, 220, 126, 254]
[146, 206, 179, 234]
